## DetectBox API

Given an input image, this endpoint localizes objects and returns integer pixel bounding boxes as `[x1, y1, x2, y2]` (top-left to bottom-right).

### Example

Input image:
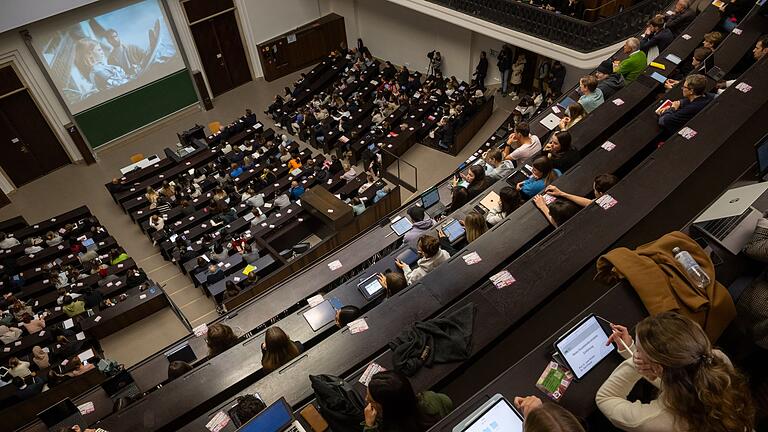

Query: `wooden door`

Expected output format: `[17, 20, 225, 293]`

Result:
[191, 19, 231, 97]
[212, 12, 251, 90]
[190, 11, 251, 97]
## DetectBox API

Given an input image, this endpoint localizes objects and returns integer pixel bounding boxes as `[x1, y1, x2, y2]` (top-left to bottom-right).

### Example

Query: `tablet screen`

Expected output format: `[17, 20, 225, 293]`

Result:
[555, 315, 614, 379]
[362, 277, 384, 297]
[461, 397, 523, 432]
[443, 220, 465, 242]
[390, 217, 413, 236]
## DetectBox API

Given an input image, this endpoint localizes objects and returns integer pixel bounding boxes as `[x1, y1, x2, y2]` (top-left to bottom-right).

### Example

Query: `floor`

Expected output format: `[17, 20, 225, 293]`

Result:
[0, 69, 517, 366]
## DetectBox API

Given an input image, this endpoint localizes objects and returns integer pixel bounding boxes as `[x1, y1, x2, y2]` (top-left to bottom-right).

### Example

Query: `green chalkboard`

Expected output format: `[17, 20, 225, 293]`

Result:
[74, 69, 198, 148]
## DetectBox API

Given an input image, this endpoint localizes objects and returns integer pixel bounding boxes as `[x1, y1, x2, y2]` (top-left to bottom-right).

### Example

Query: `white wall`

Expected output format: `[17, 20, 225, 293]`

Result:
[0, 0, 99, 34]
[469, 32, 502, 86]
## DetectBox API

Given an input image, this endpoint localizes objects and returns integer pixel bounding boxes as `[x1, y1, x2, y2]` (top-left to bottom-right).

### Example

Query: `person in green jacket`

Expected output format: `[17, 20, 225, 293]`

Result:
[613, 37, 647, 83]
[62, 295, 86, 317]
[364, 370, 452, 432]
[109, 248, 130, 266]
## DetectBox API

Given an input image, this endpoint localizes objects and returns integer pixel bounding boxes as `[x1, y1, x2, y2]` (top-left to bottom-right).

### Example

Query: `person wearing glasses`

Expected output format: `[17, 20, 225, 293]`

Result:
[657, 74, 713, 136]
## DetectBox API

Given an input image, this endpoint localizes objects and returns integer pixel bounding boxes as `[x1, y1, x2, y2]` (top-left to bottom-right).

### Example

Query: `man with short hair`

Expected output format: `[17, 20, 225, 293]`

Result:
[754, 35, 768, 61]
[614, 38, 647, 83]
[577, 75, 604, 113]
[402, 206, 435, 249]
[657, 74, 713, 135]
[485, 149, 515, 181]
[665, 0, 696, 35]
[105, 29, 146, 76]
[503, 122, 542, 163]
[639, 15, 675, 54]
[595, 60, 625, 99]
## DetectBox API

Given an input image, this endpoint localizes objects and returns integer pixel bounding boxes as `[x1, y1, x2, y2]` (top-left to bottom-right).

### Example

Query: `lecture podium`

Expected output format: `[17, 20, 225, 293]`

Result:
[300, 186, 354, 230]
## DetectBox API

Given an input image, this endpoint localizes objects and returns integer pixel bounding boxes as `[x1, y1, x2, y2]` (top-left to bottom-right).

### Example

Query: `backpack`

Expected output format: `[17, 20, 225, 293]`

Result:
[97, 358, 122, 376]
[310, 374, 365, 432]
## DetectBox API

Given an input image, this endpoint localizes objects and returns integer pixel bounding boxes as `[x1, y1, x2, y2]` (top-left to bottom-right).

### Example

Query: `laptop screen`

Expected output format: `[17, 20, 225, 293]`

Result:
[101, 370, 135, 397]
[238, 398, 293, 432]
[420, 188, 440, 209]
[165, 342, 197, 364]
[756, 133, 768, 178]
[38, 398, 79, 427]
[459, 397, 523, 432]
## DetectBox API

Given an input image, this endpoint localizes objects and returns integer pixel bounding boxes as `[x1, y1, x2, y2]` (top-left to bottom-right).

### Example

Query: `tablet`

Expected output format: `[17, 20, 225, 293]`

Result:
[358, 274, 385, 300]
[452, 394, 523, 432]
[390, 217, 413, 236]
[650, 71, 667, 84]
[303, 300, 336, 331]
[553, 314, 615, 380]
[442, 219, 465, 243]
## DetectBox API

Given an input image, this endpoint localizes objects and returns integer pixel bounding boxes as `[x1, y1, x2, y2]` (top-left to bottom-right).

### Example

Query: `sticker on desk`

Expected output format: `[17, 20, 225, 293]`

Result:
[359, 362, 387, 386]
[33, 224, 39, 229]
[551, 105, 561, 114]
[206, 411, 230, 432]
[612, 98, 624, 106]
[77, 401, 95, 415]
[595, 194, 618, 210]
[678, 127, 697, 140]
[117, 263, 124, 268]
[681, 33, 691, 40]
[94, 316, 102, 322]
[14, 341, 21, 346]
[490, 270, 516, 289]
[735, 82, 752, 93]
[140, 294, 147, 300]
[328, 260, 342, 271]
[536, 361, 574, 401]
[194, 323, 209, 337]
[732, 28, 742, 35]
[543, 194, 557, 205]
[3, 347, 9, 352]
[307, 294, 324, 308]
[462, 252, 482, 265]
[348, 317, 369, 334]
[601, 141, 616, 151]
[55, 306, 61, 311]
[76, 332, 85, 341]
[233, 277, 241, 282]
[38, 331, 45, 337]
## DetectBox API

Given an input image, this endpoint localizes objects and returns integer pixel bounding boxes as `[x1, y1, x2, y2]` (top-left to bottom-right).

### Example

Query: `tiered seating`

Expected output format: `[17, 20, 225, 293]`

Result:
[0, 207, 170, 430]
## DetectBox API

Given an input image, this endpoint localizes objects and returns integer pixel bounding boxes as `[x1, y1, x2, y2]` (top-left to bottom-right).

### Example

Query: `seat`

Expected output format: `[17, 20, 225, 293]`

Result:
[130, 153, 145, 164]
[208, 121, 222, 134]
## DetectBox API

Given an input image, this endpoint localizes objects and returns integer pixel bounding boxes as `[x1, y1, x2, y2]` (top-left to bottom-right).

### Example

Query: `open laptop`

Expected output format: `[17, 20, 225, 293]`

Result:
[38, 398, 87, 431]
[703, 54, 725, 81]
[539, 113, 561, 131]
[302, 300, 336, 331]
[101, 370, 142, 402]
[236, 397, 307, 432]
[452, 394, 523, 432]
[693, 182, 768, 254]
[421, 187, 446, 217]
[165, 342, 197, 364]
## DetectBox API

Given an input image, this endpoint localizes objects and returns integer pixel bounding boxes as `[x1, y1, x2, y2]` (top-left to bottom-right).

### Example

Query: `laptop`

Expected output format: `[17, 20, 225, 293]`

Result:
[302, 300, 336, 331]
[421, 187, 446, 217]
[165, 342, 197, 364]
[357, 273, 385, 300]
[38, 398, 87, 431]
[756, 133, 768, 180]
[557, 96, 576, 109]
[236, 397, 307, 432]
[78, 348, 96, 363]
[703, 54, 725, 81]
[451, 394, 523, 432]
[539, 113, 561, 131]
[479, 191, 501, 213]
[692, 182, 768, 254]
[505, 166, 532, 188]
[101, 370, 142, 401]
[81, 238, 95, 250]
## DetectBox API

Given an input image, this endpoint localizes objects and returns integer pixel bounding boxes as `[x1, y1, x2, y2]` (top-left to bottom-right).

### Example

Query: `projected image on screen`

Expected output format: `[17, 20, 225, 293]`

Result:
[33, 0, 184, 114]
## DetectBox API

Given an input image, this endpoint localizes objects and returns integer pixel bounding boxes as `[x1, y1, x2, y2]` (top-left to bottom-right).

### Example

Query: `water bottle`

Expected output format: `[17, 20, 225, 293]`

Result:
[673, 247, 711, 289]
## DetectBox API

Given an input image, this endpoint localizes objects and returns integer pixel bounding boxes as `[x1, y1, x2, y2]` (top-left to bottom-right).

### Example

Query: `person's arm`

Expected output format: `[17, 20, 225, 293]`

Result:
[545, 185, 593, 207]
[743, 216, 768, 262]
[532, 195, 557, 227]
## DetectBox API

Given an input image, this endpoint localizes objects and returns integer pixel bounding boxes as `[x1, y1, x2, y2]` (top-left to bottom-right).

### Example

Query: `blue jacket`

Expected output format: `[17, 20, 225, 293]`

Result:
[520, 169, 562, 198]
[230, 167, 244, 178]
[289, 185, 305, 200]
[658, 93, 714, 135]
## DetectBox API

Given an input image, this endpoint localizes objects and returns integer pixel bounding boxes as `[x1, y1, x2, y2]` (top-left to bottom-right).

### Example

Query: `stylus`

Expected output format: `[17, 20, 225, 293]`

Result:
[596, 315, 634, 355]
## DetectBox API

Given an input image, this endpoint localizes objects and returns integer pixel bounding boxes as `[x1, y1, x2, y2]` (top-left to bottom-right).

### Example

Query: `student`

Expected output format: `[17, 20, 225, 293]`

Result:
[358, 174, 377, 195]
[0, 232, 20, 249]
[463, 211, 487, 243]
[396, 235, 450, 285]
[32, 346, 50, 369]
[558, 103, 586, 131]
[543, 131, 579, 173]
[45, 231, 64, 247]
[205, 264, 225, 287]
[66, 356, 95, 377]
[206, 323, 239, 357]
[288, 154, 303, 171]
[350, 197, 366, 216]
[8, 357, 32, 378]
[597, 312, 754, 432]
[233, 394, 267, 424]
[614, 38, 647, 83]
[167, 360, 193, 381]
[513, 396, 585, 432]
[657, 74, 713, 136]
[577, 75, 604, 113]
[223, 281, 241, 302]
[516, 157, 561, 199]
[241, 244, 260, 265]
[229, 163, 243, 178]
[335, 305, 362, 327]
[109, 249, 130, 266]
[210, 244, 229, 262]
[532, 197, 582, 227]
[148, 214, 164, 233]
[0, 324, 23, 345]
[595, 59, 625, 99]
[12, 376, 45, 401]
[261, 326, 304, 373]
[289, 180, 306, 201]
[62, 295, 86, 317]
[486, 186, 523, 226]
[21, 313, 45, 334]
[364, 370, 452, 432]
[459, 165, 493, 200]
[502, 122, 542, 164]
[448, 186, 470, 213]
[543, 174, 619, 207]
[484, 149, 515, 181]
[378, 271, 407, 298]
[403, 206, 436, 249]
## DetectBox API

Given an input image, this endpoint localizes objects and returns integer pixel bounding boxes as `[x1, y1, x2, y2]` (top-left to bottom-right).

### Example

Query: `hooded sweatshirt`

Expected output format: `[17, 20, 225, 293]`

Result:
[488, 160, 515, 181]
[597, 74, 626, 99]
[403, 249, 451, 285]
[403, 218, 436, 249]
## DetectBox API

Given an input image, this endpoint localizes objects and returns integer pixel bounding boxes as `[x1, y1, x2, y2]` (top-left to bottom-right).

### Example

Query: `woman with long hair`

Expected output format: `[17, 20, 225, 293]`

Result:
[597, 312, 755, 432]
[365, 370, 452, 432]
[486, 186, 523, 225]
[544, 131, 580, 173]
[206, 323, 239, 357]
[261, 326, 303, 373]
[514, 396, 585, 432]
[463, 211, 487, 243]
[517, 157, 561, 199]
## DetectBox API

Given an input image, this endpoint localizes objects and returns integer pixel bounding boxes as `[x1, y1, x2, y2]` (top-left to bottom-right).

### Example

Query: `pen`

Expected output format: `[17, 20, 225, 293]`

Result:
[596, 315, 634, 355]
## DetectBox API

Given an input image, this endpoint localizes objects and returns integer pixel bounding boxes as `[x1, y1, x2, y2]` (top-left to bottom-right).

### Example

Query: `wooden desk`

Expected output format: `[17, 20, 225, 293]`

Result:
[300, 186, 354, 230]
[80, 285, 169, 339]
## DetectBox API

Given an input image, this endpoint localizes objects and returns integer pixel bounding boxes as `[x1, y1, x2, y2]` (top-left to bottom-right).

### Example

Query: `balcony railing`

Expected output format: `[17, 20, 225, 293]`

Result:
[427, 0, 672, 52]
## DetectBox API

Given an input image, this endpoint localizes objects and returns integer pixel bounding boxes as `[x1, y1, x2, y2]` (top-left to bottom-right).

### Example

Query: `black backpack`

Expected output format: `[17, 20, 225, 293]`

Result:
[310, 374, 365, 432]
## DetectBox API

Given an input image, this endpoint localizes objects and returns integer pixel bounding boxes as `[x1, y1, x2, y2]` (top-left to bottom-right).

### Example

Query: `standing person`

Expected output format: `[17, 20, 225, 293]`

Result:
[473, 51, 489, 91]
[510, 54, 527, 97]
[547, 61, 566, 97]
[497, 45, 513, 96]
[597, 312, 755, 432]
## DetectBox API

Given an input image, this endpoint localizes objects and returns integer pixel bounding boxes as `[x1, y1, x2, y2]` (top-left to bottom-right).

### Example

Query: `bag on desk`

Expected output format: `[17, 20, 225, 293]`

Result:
[310, 374, 365, 432]
[97, 358, 123, 376]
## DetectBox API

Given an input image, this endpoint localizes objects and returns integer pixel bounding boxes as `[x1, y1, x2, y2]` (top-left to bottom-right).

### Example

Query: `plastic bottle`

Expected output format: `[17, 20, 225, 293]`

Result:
[672, 247, 711, 289]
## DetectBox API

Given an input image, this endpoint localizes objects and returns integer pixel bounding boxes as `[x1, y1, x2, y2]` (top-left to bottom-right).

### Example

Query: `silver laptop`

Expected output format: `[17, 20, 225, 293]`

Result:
[539, 113, 561, 131]
[693, 182, 768, 254]
[452, 394, 523, 432]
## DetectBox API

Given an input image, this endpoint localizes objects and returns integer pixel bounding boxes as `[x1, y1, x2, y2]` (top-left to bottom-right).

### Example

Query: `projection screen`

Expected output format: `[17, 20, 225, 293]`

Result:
[29, 0, 185, 114]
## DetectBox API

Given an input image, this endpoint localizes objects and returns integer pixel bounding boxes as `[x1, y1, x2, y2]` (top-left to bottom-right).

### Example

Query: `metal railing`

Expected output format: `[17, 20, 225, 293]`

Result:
[428, 0, 672, 52]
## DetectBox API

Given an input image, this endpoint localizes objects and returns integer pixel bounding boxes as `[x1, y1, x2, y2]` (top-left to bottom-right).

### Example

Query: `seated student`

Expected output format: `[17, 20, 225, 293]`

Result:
[288, 154, 303, 171]
[396, 235, 450, 285]
[341, 161, 358, 182]
[241, 244, 260, 265]
[350, 197, 366, 216]
[62, 295, 86, 318]
[595, 59, 625, 99]
[532, 196, 582, 227]
[364, 370, 453, 432]
[167, 360, 193, 381]
[460, 165, 493, 200]
[234, 394, 267, 424]
[657, 74, 713, 136]
[335, 305, 362, 328]
[222, 281, 241, 302]
[665, 48, 709, 87]
[109, 249, 130, 266]
[558, 103, 586, 131]
[638, 15, 674, 54]
[486, 186, 523, 226]
[613, 38, 647, 83]
[0, 326, 23, 346]
[21, 313, 45, 334]
[543, 131, 579, 173]
[484, 149, 515, 181]
[206, 323, 239, 357]
[274, 193, 291, 209]
[12, 375, 45, 401]
[8, 357, 32, 378]
[45, 231, 63, 247]
[0, 232, 19, 249]
[289, 181, 306, 201]
[229, 163, 243, 179]
[378, 271, 407, 298]
[65, 356, 95, 377]
[358, 174, 377, 195]
[502, 122, 542, 164]
[462, 211, 487, 243]
[597, 312, 754, 432]
[205, 263, 226, 287]
[664, 0, 695, 35]
[543, 174, 619, 208]
[512, 396, 586, 432]
[32, 346, 49, 369]
[148, 214, 164, 233]
[245, 190, 266, 208]
[403, 206, 436, 249]
[209, 243, 229, 262]
[23, 237, 44, 254]
[577, 75, 604, 114]
[448, 186, 470, 214]
[261, 326, 304, 373]
[516, 157, 561, 199]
